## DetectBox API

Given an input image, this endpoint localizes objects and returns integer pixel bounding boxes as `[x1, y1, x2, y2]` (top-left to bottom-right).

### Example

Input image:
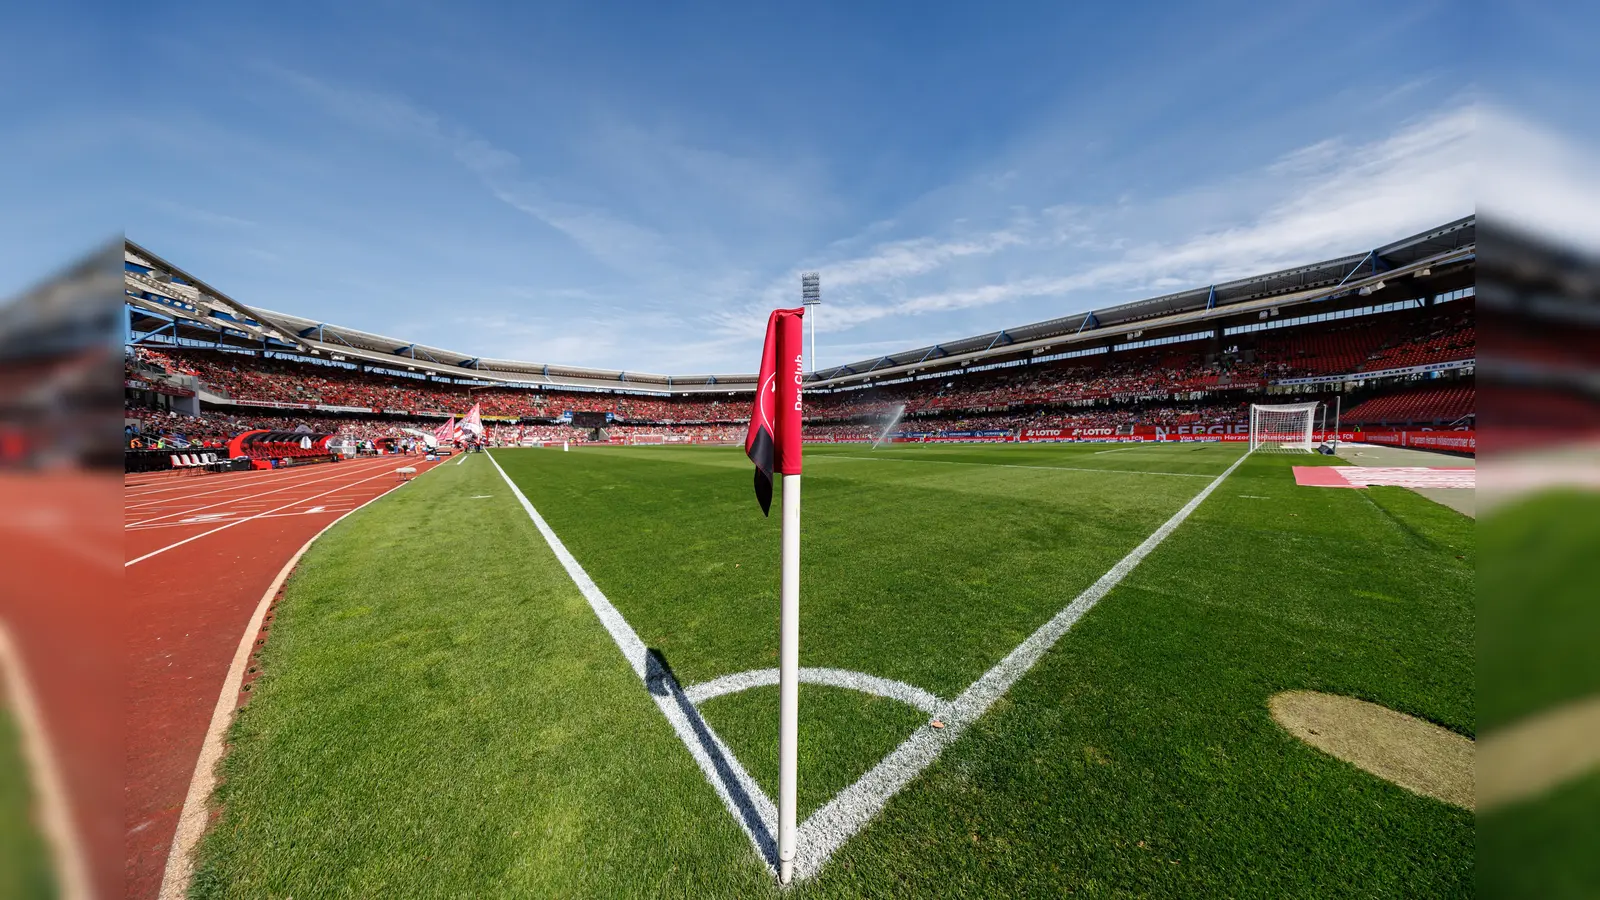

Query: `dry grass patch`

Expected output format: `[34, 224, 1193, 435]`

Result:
[1270, 690, 1473, 809]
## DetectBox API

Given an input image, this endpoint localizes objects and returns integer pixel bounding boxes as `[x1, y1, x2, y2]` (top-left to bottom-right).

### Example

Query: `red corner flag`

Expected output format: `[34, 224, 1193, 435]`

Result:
[744, 307, 805, 515]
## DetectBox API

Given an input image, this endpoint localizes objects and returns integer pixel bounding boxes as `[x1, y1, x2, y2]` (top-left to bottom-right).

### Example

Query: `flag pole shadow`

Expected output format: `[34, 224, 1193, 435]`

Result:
[645, 648, 779, 869]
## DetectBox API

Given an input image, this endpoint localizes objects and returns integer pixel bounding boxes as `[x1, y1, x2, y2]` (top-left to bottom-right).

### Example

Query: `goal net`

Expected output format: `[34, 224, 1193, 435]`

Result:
[1249, 402, 1319, 452]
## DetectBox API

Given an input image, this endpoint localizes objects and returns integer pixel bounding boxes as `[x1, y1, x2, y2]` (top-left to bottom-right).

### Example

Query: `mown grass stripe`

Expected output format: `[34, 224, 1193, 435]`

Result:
[822, 454, 1216, 478]
[485, 449, 783, 873]
[790, 447, 1252, 880]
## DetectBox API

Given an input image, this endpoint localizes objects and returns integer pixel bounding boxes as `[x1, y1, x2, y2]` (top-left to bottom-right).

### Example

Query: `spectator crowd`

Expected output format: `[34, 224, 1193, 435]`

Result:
[127, 303, 1474, 447]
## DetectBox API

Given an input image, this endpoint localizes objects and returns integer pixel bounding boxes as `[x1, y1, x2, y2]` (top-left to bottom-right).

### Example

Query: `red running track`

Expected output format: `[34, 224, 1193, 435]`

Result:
[124, 455, 439, 900]
[0, 472, 122, 900]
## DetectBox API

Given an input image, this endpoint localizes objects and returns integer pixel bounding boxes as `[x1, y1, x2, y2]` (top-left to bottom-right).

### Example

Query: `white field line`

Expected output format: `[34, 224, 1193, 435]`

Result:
[123, 459, 381, 509]
[126, 458, 395, 526]
[685, 668, 943, 716]
[455, 452, 469, 466]
[1093, 446, 1139, 455]
[125, 466, 409, 567]
[787, 448, 1251, 881]
[824, 455, 1214, 478]
[485, 450, 781, 870]
[155, 462, 441, 900]
[488, 445, 1249, 883]
[0, 620, 92, 900]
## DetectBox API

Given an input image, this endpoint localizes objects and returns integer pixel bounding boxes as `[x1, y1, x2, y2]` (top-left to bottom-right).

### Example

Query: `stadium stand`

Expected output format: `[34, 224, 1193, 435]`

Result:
[1342, 385, 1475, 427]
[125, 219, 1477, 456]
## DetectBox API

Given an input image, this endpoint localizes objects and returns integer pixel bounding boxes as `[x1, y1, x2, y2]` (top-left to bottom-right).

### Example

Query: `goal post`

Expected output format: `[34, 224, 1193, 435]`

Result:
[1249, 401, 1320, 452]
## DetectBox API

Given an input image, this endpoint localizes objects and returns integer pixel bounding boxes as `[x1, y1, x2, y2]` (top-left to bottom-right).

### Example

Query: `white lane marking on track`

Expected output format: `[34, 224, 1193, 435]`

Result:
[125, 458, 396, 526]
[124, 458, 384, 509]
[306, 506, 325, 513]
[155, 463, 440, 900]
[124, 466, 300, 500]
[125, 509, 362, 531]
[125, 465, 410, 567]
[0, 513, 120, 570]
[485, 450, 780, 870]
[0, 621, 93, 900]
[124, 459, 384, 521]
[488, 446, 1249, 883]
[825, 455, 1214, 478]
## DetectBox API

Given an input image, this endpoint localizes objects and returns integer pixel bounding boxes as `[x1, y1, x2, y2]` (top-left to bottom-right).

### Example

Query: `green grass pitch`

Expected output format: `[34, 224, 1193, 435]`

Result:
[189, 443, 1473, 898]
[1477, 489, 1600, 900]
[0, 704, 57, 900]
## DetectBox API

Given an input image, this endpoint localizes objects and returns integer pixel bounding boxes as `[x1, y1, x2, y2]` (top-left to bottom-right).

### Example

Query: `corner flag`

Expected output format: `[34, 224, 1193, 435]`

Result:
[744, 307, 805, 515]
[744, 306, 806, 883]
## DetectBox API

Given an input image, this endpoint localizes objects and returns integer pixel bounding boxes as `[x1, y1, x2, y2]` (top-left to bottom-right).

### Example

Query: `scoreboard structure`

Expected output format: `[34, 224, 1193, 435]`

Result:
[571, 411, 611, 428]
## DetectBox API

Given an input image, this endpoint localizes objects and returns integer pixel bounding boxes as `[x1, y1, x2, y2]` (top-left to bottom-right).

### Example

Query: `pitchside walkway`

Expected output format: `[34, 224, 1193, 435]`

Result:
[1336, 443, 1476, 517]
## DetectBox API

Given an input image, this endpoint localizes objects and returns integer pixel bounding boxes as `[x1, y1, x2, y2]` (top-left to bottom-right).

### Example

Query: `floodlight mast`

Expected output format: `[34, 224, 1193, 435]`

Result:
[801, 272, 821, 375]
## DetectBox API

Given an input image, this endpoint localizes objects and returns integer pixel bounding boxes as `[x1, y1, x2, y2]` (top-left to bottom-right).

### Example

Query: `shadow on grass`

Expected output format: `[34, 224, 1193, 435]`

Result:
[646, 647, 778, 872]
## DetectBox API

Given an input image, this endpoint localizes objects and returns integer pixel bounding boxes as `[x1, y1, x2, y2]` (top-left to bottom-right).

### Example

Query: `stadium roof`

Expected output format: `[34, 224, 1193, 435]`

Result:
[810, 216, 1475, 388]
[125, 215, 1473, 395]
[6, 240, 125, 360]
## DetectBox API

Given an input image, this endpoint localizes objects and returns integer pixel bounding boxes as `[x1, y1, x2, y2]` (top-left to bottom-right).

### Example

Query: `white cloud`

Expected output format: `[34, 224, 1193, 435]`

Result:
[1480, 105, 1600, 252]
[147, 199, 258, 229]
[824, 227, 1030, 288]
[782, 105, 1477, 342]
[253, 66, 1480, 373]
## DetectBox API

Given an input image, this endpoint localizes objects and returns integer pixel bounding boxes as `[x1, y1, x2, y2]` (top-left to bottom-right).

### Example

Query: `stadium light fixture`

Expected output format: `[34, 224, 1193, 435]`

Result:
[1357, 280, 1386, 296]
[801, 272, 821, 375]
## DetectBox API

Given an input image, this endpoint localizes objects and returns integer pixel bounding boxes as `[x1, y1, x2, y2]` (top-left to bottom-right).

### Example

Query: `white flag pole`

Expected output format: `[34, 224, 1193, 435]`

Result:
[778, 471, 801, 883]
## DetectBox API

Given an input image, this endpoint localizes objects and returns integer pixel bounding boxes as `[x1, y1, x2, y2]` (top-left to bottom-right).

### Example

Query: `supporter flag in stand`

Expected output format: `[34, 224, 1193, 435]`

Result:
[742, 306, 807, 884]
[459, 403, 485, 440]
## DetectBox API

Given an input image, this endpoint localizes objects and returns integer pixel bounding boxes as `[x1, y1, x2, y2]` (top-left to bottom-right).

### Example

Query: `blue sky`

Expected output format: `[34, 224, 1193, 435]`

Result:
[0, 0, 1528, 373]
